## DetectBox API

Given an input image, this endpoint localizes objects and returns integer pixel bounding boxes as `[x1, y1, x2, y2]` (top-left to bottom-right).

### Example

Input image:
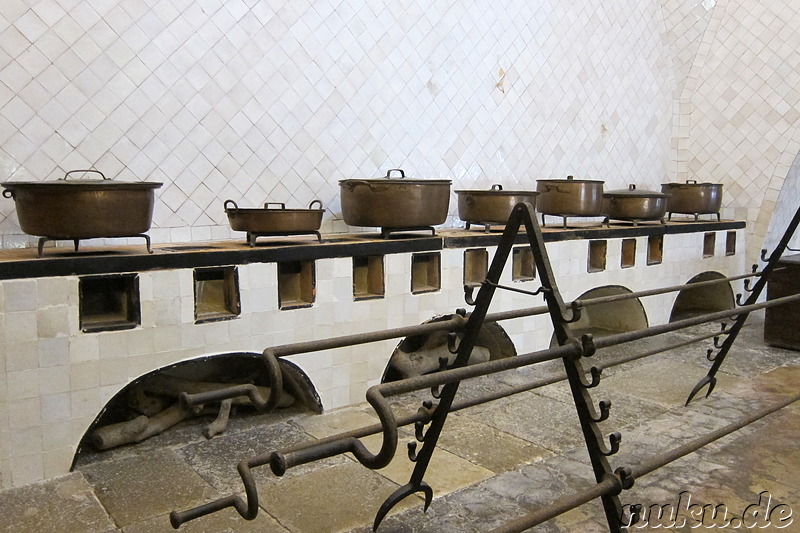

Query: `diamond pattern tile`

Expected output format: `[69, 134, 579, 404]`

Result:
[0, 0, 798, 254]
[669, 0, 800, 262]
[0, 0, 677, 246]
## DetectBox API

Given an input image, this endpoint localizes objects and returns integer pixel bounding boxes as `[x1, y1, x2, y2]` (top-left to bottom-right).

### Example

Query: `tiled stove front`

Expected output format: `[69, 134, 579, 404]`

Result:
[0, 222, 745, 488]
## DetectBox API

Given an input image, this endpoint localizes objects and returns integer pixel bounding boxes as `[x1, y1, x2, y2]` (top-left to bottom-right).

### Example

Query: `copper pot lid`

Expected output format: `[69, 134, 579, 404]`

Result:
[339, 168, 451, 185]
[455, 184, 538, 195]
[2, 170, 162, 190]
[604, 184, 667, 198]
[662, 179, 722, 188]
[536, 175, 604, 184]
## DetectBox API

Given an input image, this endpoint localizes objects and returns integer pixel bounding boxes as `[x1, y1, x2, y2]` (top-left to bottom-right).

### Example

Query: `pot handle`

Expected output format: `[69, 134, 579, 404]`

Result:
[224, 199, 239, 212]
[629, 184, 636, 190]
[386, 169, 405, 179]
[342, 180, 377, 191]
[63, 169, 107, 180]
[686, 179, 697, 184]
[2, 189, 13, 199]
[308, 199, 324, 210]
[491, 184, 503, 191]
[265, 202, 286, 210]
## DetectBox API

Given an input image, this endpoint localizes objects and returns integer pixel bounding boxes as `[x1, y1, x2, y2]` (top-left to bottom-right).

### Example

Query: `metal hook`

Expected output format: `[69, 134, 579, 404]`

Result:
[684, 374, 718, 406]
[580, 366, 603, 388]
[599, 431, 622, 457]
[706, 348, 717, 362]
[735, 293, 745, 306]
[430, 357, 449, 399]
[624, 503, 643, 527]
[414, 421, 427, 442]
[615, 466, 635, 491]
[562, 300, 583, 324]
[743, 278, 756, 292]
[760, 249, 769, 262]
[591, 399, 612, 422]
[464, 284, 479, 306]
[373, 481, 433, 531]
[407, 441, 418, 462]
[713, 335, 724, 349]
[579, 334, 597, 358]
[447, 332, 460, 354]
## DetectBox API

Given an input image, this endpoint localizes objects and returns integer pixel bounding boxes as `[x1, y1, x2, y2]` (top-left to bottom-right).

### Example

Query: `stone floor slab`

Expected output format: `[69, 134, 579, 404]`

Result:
[436, 411, 552, 473]
[80, 449, 217, 529]
[359, 431, 495, 499]
[0, 472, 116, 533]
[599, 356, 738, 408]
[462, 390, 585, 452]
[259, 461, 412, 533]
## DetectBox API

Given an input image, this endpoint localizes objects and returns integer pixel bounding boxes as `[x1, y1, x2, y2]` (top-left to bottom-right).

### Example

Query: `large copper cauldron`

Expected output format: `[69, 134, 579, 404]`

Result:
[339, 169, 451, 236]
[2, 170, 162, 255]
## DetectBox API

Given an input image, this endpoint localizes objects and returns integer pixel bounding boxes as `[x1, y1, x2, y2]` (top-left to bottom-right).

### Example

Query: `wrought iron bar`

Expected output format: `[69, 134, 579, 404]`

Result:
[685, 202, 800, 405]
[171, 294, 799, 529]
[180, 271, 759, 412]
[171, 202, 796, 531]
[372, 202, 560, 529]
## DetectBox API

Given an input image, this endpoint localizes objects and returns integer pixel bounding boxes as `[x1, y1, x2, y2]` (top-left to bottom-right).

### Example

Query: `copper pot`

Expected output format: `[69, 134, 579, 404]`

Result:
[339, 169, 451, 228]
[2, 170, 161, 240]
[661, 180, 723, 217]
[536, 175, 604, 216]
[455, 184, 539, 224]
[224, 199, 324, 234]
[602, 184, 668, 220]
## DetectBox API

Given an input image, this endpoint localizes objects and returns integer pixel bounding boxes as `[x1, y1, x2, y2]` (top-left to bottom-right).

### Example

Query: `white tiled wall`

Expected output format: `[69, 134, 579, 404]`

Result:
[1, 0, 676, 248]
[0, 230, 745, 488]
[667, 0, 800, 262]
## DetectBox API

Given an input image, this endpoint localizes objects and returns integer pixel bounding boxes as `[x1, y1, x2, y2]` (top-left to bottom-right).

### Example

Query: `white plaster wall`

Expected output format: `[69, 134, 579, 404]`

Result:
[0, 0, 675, 248]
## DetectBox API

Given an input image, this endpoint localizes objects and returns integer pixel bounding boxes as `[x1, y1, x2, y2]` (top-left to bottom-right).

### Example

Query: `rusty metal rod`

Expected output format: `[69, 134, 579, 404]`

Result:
[490, 476, 622, 533]
[452, 326, 738, 413]
[489, 392, 800, 533]
[190, 271, 759, 363]
[282, 328, 734, 460]
[170, 294, 780, 529]
[573, 271, 761, 308]
[172, 296, 799, 527]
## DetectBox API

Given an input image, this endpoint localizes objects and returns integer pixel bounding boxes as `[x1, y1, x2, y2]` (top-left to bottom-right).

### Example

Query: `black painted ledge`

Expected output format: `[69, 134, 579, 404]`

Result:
[0, 219, 745, 281]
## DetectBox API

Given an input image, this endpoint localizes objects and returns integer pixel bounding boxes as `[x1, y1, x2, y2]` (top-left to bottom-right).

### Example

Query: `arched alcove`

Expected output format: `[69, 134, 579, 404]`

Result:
[71, 352, 320, 468]
[669, 271, 735, 322]
[382, 314, 517, 383]
[560, 285, 649, 341]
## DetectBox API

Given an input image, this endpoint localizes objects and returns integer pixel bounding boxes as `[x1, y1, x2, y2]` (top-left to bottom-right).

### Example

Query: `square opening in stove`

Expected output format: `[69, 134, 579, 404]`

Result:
[79, 274, 140, 333]
[512, 246, 536, 281]
[726, 231, 736, 256]
[194, 266, 240, 323]
[411, 252, 441, 294]
[279, 260, 315, 309]
[353, 255, 385, 300]
[621, 238, 636, 269]
[588, 240, 607, 272]
[464, 248, 488, 286]
[703, 232, 716, 258]
[647, 235, 663, 265]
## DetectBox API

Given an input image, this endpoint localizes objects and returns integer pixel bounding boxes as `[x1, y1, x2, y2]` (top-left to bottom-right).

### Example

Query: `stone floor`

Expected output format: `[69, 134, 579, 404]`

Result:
[1, 318, 799, 533]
